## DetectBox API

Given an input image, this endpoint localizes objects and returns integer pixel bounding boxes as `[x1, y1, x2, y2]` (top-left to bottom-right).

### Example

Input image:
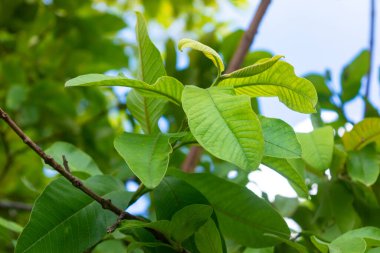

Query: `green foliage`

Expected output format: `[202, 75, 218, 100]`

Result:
[2, 2, 380, 253]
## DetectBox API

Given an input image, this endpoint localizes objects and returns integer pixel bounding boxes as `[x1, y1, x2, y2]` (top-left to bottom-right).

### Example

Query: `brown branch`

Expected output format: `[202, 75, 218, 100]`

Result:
[364, 0, 376, 100]
[181, 0, 272, 173]
[0, 107, 178, 250]
[0, 200, 33, 211]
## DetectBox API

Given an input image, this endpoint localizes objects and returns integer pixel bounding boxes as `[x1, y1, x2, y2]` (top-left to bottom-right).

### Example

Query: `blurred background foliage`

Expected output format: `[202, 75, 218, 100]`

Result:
[0, 0, 379, 252]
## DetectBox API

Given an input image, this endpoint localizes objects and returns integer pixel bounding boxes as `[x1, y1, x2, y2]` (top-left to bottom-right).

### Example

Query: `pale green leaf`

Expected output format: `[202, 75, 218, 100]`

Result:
[330, 237, 366, 253]
[114, 133, 172, 188]
[169, 170, 290, 248]
[178, 38, 225, 75]
[65, 74, 183, 106]
[347, 145, 379, 186]
[127, 89, 166, 134]
[297, 126, 334, 171]
[262, 157, 308, 198]
[310, 236, 329, 253]
[218, 61, 318, 113]
[0, 216, 23, 233]
[182, 86, 264, 171]
[15, 176, 131, 253]
[135, 12, 166, 84]
[45, 142, 102, 177]
[221, 55, 283, 79]
[259, 116, 301, 158]
[244, 247, 274, 253]
[195, 219, 223, 253]
[342, 117, 380, 151]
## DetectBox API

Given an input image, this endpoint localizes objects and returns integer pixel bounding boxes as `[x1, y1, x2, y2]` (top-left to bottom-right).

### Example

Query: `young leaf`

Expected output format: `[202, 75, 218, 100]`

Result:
[178, 38, 225, 75]
[218, 61, 318, 113]
[221, 55, 283, 79]
[262, 157, 308, 198]
[65, 74, 183, 106]
[297, 126, 334, 172]
[15, 175, 131, 253]
[347, 145, 379, 186]
[127, 89, 166, 134]
[259, 116, 302, 159]
[194, 219, 223, 253]
[114, 133, 172, 189]
[182, 86, 264, 171]
[169, 170, 290, 248]
[342, 117, 380, 151]
[45, 141, 102, 177]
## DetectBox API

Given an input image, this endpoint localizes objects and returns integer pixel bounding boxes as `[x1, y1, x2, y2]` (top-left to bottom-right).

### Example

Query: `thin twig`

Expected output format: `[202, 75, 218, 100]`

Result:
[364, 0, 376, 100]
[0, 107, 177, 249]
[181, 0, 272, 173]
[0, 200, 33, 211]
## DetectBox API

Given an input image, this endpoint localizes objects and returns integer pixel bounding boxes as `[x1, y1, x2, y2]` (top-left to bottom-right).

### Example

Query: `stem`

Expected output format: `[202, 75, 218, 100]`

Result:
[0, 107, 177, 249]
[364, 0, 376, 100]
[181, 0, 272, 173]
[0, 200, 33, 211]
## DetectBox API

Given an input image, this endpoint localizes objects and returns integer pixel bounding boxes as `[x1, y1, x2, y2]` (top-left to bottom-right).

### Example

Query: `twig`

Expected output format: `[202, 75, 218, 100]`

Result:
[0, 107, 177, 249]
[364, 0, 376, 100]
[0, 200, 33, 211]
[181, 0, 272, 172]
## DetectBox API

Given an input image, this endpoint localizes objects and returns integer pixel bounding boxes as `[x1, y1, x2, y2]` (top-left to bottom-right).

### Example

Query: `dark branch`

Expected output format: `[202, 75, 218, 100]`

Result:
[181, 0, 272, 173]
[0, 200, 33, 211]
[364, 0, 376, 100]
[0, 107, 176, 249]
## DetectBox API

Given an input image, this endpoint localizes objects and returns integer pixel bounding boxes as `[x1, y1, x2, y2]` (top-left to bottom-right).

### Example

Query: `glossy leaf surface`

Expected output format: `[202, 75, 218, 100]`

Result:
[114, 133, 172, 188]
[218, 61, 317, 113]
[15, 176, 131, 253]
[182, 86, 263, 171]
[169, 170, 290, 247]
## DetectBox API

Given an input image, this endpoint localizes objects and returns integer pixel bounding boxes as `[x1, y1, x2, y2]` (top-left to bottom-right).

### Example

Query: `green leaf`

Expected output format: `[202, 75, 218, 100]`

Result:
[182, 86, 264, 171]
[218, 61, 318, 113]
[341, 50, 370, 102]
[221, 55, 283, 79]
[310, 236, 329, 253]
[264, 234, 308, 253]
[65, 74, 183, 106]
[170, 204, 213, 243]
[195, 219, 223, 253]
[114, 133, 172, 189]
[297, 126, 334, 172]
[153, 177, 211, 220]
[135, 12, 167, 84]
[347, 145, 379, 186]
[0, 216, 23, 233]
[330, 236, 366, 253]
[259, 116, 301, 158]
[169, 170, 290, 248]
[342, 117, 380, 151]
[15, 175, 132, 253]
[45, 142, 102, 177]
[262, 157, 308, 198]
[178, 38, 225, 75]
[127, 89, 166, 134]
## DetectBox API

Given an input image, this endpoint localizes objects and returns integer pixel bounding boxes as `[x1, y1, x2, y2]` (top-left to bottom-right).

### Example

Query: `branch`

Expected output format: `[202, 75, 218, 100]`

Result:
[364, 0, 376, 100]
[0, 107, 178, 250]
[181, 0, 272, 172]
[0, 200, 33, 211]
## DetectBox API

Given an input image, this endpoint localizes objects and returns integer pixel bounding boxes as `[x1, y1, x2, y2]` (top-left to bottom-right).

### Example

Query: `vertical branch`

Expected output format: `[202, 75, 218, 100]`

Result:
[364, 0, 376, 100]
[181, 0, 272, 172]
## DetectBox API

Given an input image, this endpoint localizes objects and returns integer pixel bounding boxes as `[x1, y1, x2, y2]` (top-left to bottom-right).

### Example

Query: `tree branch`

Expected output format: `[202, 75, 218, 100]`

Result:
[0, 200, 33, 211]
[181, 0, 272, 173]
[364, 0, 376, 100]
[0, 107, 178, 250]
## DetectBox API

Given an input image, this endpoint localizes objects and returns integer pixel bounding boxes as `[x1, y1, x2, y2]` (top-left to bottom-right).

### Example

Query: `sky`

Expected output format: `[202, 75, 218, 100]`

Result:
[118, 0, 379, 213]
